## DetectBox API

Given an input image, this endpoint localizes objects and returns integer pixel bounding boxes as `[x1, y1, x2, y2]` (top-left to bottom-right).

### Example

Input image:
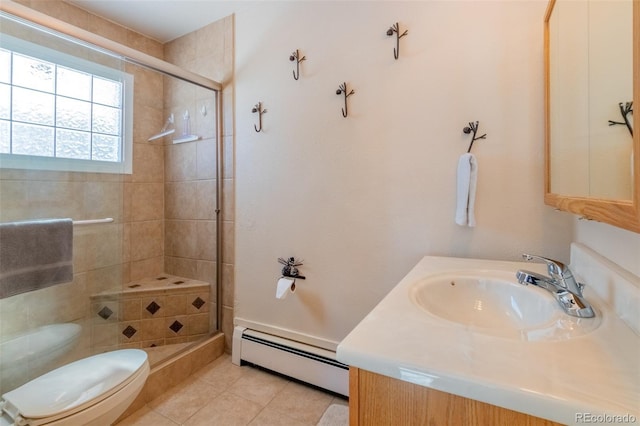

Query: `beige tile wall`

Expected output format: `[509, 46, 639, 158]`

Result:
[0, 0, 186, 392]
[1, 1, 235, 364]
[164, 16, 235, 350]
[90, 278, 211, 352]
[7, 1, 167, 288]
[1, 6, 165, 277]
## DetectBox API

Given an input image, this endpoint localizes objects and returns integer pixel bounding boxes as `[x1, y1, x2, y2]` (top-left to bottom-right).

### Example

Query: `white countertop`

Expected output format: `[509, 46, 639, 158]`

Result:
[336, 254, 640, 425]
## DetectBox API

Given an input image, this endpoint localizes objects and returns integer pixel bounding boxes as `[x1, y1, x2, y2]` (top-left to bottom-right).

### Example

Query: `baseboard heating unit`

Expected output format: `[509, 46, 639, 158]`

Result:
[232, 326, 349, 397]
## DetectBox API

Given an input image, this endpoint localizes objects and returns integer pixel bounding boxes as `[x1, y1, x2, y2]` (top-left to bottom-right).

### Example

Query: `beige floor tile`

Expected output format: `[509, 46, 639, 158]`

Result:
[248, 406, 313, 426]
[265, 381, 334, 424]
[119, 355, 348, 426]
[148, 375, 222, 424]
[116, 405, 179, 426]
[196, 353, 249, 392]
[183, 392, 263, 426]
[316, 403, 349, 426]
[227, 367, 290, 407]
[329, 396, 349, 407]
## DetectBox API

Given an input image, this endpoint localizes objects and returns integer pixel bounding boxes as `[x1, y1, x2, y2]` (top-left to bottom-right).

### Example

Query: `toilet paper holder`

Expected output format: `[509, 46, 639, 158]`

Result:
[277, 257, 306, 279]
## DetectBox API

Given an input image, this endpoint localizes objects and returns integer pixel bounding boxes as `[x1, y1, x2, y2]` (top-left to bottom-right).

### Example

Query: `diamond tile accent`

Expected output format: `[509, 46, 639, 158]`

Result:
[97, 306, 113, 320]
[192, 297, 205, 310]
[169, 320, 183, 333]
[146, 301, 161, 315]
[122, 325, 137, 339]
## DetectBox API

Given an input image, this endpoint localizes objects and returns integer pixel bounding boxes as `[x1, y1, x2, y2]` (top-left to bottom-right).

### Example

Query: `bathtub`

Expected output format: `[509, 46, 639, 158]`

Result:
[90, 274, 211, 351]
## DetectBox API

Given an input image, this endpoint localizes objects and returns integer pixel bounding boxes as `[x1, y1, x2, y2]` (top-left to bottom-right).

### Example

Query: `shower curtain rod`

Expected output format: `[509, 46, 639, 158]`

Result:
[0, 0, 222, 92]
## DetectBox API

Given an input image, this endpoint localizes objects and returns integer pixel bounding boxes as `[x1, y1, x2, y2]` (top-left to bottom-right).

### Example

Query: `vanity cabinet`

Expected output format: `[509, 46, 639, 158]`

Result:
[348, 368, 562, 426]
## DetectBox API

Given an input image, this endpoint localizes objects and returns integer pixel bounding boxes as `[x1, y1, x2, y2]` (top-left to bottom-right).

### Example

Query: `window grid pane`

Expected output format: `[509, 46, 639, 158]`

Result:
[0, 83, 10, 119]
[0, 119, 10, 153]
[12, 86, 55, 125]
[92, 133, 120, 162]
[3, 50, 123, 163]
[56, 128, 91, 160]
[56, 96, 91, 131]
[93, 76, 121, 108]
[12, 53, 54, 93]
[92, 104, 121, 135]
[12, 122, 54, 156]
[57, 66, 91, 100]
[0, 49, 11, 84]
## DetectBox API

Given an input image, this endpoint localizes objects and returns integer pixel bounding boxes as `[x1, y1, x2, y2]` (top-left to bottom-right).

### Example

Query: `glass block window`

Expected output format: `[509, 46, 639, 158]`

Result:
[0, 35, 133, 173]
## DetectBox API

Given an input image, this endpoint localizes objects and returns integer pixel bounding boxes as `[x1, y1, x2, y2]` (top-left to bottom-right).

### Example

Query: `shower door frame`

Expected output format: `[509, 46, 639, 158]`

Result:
[0, 0, 225, 335]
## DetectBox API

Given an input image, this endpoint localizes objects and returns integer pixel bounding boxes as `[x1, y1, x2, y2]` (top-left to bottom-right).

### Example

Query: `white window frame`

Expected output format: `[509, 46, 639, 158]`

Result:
[0, 34, 133, 174]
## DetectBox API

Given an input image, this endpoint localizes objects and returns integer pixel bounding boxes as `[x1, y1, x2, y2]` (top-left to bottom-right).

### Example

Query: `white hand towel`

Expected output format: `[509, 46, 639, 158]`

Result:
[455, 153, 478, 227]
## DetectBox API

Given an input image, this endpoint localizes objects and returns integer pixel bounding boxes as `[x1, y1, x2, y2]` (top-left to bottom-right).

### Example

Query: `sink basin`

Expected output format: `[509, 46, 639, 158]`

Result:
[410, 271, 557, 329]
[409, 270, 600, 340]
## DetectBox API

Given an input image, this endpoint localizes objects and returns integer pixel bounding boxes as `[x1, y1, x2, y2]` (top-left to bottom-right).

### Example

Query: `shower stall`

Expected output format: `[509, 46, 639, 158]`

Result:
[0, 2, 225, 395]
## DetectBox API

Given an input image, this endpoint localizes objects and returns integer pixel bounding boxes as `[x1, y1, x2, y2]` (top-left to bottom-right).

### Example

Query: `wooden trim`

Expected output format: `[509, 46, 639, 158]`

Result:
[351, 368, 564, 426]
[349, 367, 360, 426]
[544, 0, 640, 233]
[543, 0, 553, 197]
[634, 0, 640, 211]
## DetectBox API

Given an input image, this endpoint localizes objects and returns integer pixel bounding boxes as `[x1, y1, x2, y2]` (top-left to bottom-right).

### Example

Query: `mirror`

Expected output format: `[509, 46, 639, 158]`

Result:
[545, 0, 640, 233]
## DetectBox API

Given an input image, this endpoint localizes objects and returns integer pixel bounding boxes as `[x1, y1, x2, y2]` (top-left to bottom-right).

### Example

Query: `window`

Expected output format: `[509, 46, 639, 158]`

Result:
[0, 35, 133, 173]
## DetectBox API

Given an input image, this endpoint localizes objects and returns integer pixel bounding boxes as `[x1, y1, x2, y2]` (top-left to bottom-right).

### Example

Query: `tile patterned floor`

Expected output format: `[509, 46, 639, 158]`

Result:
[117, 354, 349, 426]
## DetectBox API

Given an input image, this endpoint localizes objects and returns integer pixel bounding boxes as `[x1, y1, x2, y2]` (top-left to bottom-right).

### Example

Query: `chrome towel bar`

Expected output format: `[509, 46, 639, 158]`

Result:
[72, 218, 114, 226]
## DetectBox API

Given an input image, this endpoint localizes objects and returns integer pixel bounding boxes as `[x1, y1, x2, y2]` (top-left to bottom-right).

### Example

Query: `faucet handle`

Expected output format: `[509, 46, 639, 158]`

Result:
[521, 254, 566, 279]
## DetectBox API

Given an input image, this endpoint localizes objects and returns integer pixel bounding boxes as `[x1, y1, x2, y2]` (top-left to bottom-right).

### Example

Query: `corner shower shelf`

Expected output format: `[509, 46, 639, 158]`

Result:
[172, 135, 201, 144]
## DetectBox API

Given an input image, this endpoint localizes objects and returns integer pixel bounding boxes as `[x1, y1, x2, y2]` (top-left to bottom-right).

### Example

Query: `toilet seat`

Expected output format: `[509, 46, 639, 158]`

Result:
[1, 349, 148, 425]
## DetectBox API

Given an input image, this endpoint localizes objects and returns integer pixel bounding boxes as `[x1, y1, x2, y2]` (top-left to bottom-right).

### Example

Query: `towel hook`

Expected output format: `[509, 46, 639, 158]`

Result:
[608, 101, 633, 137]
[336, 82, 355, 118]
[289, 49, 306, 80]
[386, 22, 408, 60]
[463, 121, 486, 153]
[252, 102, 267, 132]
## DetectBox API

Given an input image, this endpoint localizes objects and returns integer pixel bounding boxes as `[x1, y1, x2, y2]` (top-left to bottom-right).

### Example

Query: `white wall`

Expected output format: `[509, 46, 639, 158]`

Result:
[575, 220, 640, 277]
[234, 1, 574, 348]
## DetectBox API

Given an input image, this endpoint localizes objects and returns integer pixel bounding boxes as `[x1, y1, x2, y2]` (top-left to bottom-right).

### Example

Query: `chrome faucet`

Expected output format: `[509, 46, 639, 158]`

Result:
[516, 254, 595, 318]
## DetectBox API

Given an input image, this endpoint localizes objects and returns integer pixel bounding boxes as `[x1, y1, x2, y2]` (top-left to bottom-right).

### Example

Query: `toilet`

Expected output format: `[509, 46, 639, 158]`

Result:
[0, 349, 149, 426]
[0, 323, 82, 394]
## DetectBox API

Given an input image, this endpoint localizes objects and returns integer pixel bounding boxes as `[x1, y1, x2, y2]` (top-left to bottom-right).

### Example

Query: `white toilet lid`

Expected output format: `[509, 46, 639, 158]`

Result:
[1, 349, 148, 419]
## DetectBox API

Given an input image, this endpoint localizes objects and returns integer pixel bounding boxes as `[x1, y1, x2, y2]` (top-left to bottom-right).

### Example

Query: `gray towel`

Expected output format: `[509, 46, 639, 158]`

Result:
[0, 218, 73, 299]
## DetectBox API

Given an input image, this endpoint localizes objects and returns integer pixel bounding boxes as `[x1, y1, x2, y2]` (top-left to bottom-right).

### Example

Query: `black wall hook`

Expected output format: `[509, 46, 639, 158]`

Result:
[386, 22, 408, 60]
[463, 121, 487, 153]
[608, 101, 633, 137]
[252, 102, 267, 132]
[336, 82, 355, 118]
[289, 49, 306, 80]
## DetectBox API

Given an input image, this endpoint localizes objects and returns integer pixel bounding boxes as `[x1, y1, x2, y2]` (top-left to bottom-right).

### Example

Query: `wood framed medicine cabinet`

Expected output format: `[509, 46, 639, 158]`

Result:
[544, 0, 640, 233]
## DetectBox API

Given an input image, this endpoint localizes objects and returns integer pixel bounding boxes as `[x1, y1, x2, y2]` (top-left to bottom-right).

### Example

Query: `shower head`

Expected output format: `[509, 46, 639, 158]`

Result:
[147, 113, 175, 141]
